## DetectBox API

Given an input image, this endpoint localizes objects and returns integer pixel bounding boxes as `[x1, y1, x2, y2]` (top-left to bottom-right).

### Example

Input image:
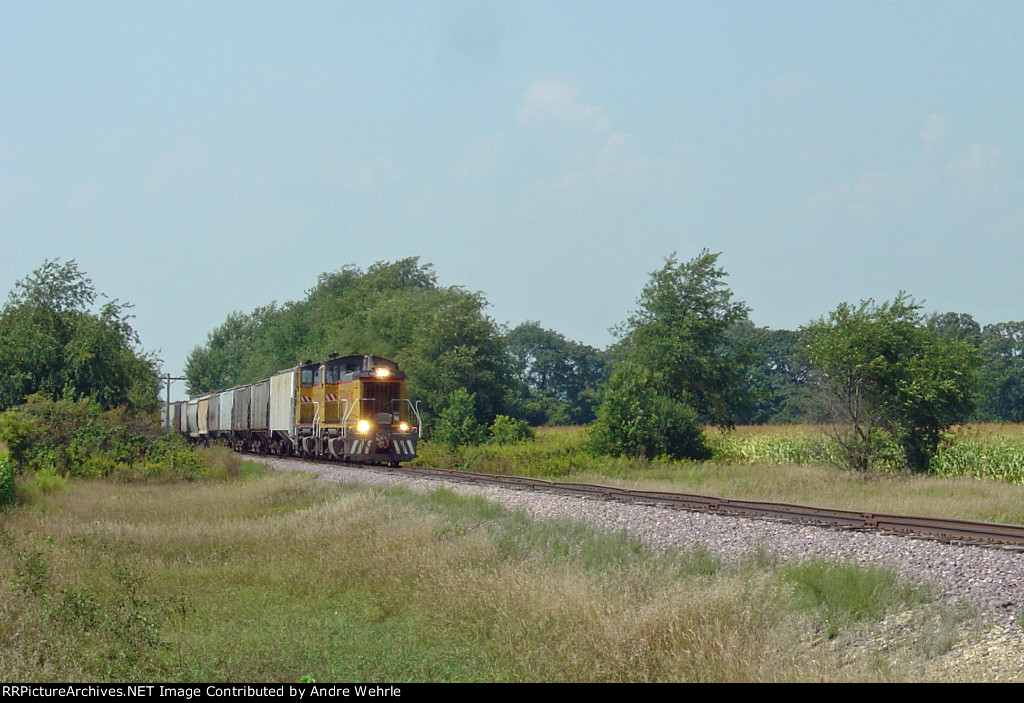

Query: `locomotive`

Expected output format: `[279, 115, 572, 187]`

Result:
[166, 354, 421, 466]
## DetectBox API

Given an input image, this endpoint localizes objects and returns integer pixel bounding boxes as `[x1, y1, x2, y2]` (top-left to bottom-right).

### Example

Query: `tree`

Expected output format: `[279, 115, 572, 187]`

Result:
[728, 322, 812, 424]
[588, 361, 709, 460]
[505, 321, 608, 425]
[614, 250, 751, 427]
[185, 258, 519, 430]
[431, 388, 487, 450]
[403, 291, 515, 428]
[977, 321, 1024, 422]
[801, 295, 981, 473]
[591, 250, 749, 460]
[0, 260, 159, 413]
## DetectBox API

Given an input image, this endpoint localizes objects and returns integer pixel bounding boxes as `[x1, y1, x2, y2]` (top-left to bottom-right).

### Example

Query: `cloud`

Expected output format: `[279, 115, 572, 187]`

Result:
[946, 142, 1007, 199]
[516, 81, 611, 132]
[532, 132, 690, 202]
[801, 125, 1018, 222]
[145, 136, 206, 195]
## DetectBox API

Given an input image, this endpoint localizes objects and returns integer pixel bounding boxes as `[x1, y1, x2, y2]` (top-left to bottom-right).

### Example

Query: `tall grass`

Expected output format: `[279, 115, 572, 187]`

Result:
[0, 475, 975, 682]
[415, 426, 1024, 525]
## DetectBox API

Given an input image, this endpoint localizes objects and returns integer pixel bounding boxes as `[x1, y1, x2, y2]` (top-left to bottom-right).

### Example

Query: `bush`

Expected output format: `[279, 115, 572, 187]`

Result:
[432, 389, 488, 450]
[0, 455, 14, 506]
[489, 415, 534, 444]
[589, 363, 710, 461]
[0, 410, 37, 468]
[0, 396, 216, 484]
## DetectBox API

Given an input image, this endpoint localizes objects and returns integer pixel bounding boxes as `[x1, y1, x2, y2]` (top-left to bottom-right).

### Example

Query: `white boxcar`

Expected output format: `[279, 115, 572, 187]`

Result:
[218, 391, 234, 433]
[269, 369, 296, 434]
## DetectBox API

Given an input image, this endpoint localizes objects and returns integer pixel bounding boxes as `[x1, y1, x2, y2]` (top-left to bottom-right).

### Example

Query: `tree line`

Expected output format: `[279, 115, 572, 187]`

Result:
[4, 255, 1024, 474]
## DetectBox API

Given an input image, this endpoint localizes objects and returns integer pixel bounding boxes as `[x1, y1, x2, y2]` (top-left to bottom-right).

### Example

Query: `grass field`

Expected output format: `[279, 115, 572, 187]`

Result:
[414, 424, 1024, 525]
[4, 424, 1024, 681]
[0, 471, 978, 682]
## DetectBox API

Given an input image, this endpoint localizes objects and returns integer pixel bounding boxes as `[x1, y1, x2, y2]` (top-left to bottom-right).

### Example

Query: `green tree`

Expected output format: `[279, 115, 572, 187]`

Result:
[614, 250, 751, 427]
[591, 250, 749, 460]
[801, 295, 981, 473]
[431, 388, 487, 450]
[728, 323, 812, 424]
[404, 292, 515, 428]
[185, 258, 518, 429]
[185, 305, 278, 394]
[588, 361, 709, 460]
[977, 321, 1024, 422]
[505, 321, 607, 425]
[0, 260, 159, 413]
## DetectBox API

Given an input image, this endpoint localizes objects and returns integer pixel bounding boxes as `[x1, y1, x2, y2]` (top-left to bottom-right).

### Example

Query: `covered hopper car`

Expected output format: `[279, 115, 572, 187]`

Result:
[166, 354, 421, 466]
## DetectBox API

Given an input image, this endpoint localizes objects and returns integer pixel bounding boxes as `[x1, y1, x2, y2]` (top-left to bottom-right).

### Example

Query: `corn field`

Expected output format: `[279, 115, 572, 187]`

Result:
[710, 424, 1024, 483]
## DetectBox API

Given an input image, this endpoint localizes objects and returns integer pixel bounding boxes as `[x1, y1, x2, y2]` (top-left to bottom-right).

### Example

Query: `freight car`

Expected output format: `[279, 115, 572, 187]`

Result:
[166, 354, 421, 466]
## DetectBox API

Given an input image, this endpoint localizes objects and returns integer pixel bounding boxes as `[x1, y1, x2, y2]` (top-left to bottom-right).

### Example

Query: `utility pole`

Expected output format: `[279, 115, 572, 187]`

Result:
[163, 373, 186, 433]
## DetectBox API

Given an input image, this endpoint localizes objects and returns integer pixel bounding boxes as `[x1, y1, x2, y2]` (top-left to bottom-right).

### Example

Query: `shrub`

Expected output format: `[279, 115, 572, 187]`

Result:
[0, 455, 14, 506]
[432, 389, 488, 450]
[0, 411, 37, 468]
[589, 362, 710, 460]
[489, 415, 534, 444]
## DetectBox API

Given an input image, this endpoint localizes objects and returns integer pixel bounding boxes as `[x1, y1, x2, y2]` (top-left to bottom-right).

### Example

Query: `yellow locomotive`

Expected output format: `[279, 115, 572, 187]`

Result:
[171, 354, 421, 466]
[293, 354, 419, 464]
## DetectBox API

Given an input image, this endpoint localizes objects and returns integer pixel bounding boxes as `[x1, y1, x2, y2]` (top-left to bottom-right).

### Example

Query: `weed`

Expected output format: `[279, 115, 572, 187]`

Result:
[779, 559, 931, 638]
[14, 548, 50, 597]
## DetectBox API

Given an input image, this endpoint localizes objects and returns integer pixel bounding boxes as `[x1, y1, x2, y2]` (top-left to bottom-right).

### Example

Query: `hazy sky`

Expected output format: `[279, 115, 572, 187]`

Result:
[4, 1, 1024, 397]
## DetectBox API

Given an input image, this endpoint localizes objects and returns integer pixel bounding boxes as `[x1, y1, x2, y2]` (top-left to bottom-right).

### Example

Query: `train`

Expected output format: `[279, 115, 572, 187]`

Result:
[165, 354, 421, 466]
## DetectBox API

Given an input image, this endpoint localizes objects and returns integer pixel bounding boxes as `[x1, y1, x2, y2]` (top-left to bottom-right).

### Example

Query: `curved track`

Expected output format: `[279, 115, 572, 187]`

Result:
[294, 459, 1024, 549]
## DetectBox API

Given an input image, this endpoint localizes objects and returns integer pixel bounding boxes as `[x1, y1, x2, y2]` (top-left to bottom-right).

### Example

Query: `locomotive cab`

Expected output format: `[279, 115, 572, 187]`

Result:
[294, 354, 419, 465]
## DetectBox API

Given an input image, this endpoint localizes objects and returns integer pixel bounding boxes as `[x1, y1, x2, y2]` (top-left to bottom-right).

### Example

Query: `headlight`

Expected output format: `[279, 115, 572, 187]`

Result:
[356, 420, 371, 433]
[399, 422, 409, 432]
[375, 367, 391, 378]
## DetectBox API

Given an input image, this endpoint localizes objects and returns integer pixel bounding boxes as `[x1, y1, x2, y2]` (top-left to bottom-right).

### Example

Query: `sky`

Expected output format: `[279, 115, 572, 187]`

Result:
[3, 1, 1024, 400]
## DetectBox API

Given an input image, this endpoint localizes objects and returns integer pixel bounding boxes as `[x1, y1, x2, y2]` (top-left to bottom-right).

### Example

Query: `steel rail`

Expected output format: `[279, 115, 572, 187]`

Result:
[274, 456, 1024, 549]
[368, 464, 1024, 549]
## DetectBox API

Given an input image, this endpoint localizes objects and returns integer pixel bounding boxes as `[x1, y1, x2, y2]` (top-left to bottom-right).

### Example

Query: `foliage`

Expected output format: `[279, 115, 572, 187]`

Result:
[431, 389, 488, 450]
[0, 395, 219, 484]
[589, 362, 710, 460]
[977, 321, 1024, 422]
[0, 260, 160, 414]
[505, 321, 608, 425]
[728, 323, 813, 424]
[801, 295, 981, 473]
[488, 415, 534, 444]
[186, 258, 517, 429]
[611, 250, 751, 428]
[0, 455, 14, 507]
[0, 410, 38, 468]
[591, 250, 745, 460]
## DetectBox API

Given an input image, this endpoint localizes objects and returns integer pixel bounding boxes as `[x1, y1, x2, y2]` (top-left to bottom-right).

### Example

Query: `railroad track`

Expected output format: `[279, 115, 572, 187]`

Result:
[305, 461, 1024, 550]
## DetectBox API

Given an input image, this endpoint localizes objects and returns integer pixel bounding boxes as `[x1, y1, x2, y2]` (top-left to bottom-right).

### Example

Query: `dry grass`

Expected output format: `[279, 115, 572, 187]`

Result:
[0, 474, 967, 682]
[418, 425, 1024, 525]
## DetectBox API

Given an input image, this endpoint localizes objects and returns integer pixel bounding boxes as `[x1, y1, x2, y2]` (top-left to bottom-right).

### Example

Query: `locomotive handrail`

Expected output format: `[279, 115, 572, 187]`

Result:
[391, 398, 423, 437]
[408, 399, 424, 438]
[338, 399, 350, 437]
